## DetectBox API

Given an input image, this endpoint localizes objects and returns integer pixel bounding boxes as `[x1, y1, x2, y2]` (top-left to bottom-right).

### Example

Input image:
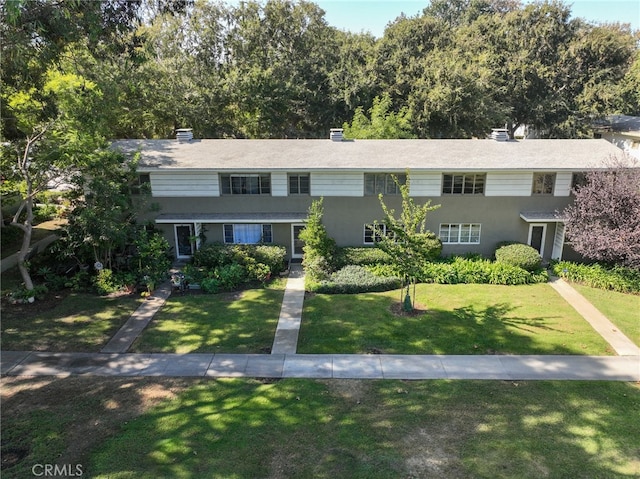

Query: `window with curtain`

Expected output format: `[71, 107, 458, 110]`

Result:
[223, 224, 273, 244]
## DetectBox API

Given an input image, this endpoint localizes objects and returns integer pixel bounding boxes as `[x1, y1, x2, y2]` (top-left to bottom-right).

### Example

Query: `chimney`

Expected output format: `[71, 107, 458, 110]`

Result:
[176, 128, 193, 142]
[329, 128, 344, 142]
[490, 128, 510, 141]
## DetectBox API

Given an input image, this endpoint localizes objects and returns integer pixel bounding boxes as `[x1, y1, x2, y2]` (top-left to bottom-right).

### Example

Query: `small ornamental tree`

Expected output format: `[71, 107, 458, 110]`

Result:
[563, 156, 640, 269]
[299, 197, 336, 281]
[376, 172, 442, 310]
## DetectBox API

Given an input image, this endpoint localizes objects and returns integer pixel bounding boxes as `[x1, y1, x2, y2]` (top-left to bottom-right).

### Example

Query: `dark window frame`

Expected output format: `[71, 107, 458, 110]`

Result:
[364, 173, 407, 196]
[442, 174, 485, 195]
[288, 174, 310, 195]
[220, 174, 271, 195]
[532, 173, 556, 195]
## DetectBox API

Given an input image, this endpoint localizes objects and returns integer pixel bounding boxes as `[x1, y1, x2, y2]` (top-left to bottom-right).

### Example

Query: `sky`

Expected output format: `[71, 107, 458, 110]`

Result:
[315, 0, 640, 37]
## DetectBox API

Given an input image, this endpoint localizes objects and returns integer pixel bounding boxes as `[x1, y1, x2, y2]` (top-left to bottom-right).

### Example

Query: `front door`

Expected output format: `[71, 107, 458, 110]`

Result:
[292, 224, 305, 259]
[528, 224, 547, 258]
[174, 224, 194, 258]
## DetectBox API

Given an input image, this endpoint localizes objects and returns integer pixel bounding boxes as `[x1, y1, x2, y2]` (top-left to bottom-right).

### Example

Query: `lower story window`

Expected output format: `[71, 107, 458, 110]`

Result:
[223, 224, 273, 244]
[439, 223, 481, 244]
[364, 224, 387, 244]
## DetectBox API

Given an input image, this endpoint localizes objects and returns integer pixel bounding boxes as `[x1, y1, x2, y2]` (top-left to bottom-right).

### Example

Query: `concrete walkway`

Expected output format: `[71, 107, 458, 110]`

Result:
[271, 264, 305, 354]
[100, 283, 173, 353]
[549, 277, 640, 356]
[1, 266, 639, 381]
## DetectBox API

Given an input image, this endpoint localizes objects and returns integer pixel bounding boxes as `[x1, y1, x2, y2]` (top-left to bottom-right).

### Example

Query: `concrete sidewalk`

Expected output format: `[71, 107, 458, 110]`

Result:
[2, 351, 638, 381]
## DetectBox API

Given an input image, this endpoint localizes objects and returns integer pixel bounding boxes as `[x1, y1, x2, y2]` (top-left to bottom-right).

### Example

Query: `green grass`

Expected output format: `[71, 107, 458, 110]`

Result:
[82, 379, 640, 479]
[299, 283, 614, 355]
[131, 279, 286, 353]
[572, 284, 640, 346]
[1, 292, 142, 352]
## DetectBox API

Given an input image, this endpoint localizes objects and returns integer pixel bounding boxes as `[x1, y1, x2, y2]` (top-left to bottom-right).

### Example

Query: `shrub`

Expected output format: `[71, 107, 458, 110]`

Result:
[216, 263, 246, 290]
[193, 243, 286, 276]
[552, 261, 640, 294]
[495, 243, 542, 271]
[312, 265, 401, 294]
[93, 268, 121, 295]
[253, 245, 287, 274]
[417, 257, 547, 285]
[201, 276, 221, 294]
[333, 247, 392, 269]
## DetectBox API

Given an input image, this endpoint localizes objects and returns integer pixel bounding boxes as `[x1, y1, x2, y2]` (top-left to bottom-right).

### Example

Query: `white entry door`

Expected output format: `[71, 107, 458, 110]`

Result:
[527, 223, 547, 258]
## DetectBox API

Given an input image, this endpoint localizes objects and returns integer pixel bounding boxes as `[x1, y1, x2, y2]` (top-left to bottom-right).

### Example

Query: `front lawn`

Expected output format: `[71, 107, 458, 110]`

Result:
[1, 292, 142, 352]
[572, 284, 640, 346]
[131, 279, 286, 353]
[298, 283, 613, 355]
[76, 379, 638, 479]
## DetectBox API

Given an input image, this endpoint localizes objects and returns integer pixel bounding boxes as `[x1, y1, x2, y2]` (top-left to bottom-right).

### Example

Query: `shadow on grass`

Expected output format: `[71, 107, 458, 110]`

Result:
[131, 287, 284, 354]
[1, 293, 142, 352]
[299, 292, 608, 355]
[64, 378, 640, 479]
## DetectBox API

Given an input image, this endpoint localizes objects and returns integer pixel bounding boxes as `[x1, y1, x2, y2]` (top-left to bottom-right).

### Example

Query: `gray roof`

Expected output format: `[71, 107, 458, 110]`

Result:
[112, 138, 626, 172]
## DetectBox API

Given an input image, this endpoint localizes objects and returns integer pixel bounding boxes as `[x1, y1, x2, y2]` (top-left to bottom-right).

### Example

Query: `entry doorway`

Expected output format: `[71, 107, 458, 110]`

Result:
[527, 223, 547, 258]
[291, 224, 305, 259]
[174, 224, 194, 258]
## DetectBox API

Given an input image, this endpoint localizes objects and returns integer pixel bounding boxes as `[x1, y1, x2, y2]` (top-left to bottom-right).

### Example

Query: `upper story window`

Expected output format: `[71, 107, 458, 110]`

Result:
[289, 174, 310, 195]
[442, 174, 485, 195]
[365, 173, 406, 196]
[532, 173, 555, 195]
[131, 173, 150, 195]
[220, 174, 271, 195]
[571, 172, 587, 191]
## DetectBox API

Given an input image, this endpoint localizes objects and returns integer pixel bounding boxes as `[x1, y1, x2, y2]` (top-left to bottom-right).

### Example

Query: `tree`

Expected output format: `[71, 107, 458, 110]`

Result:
[342, 93, 415, 139]
[299, 197, 336, 281]
[563, 156, 640, 268]
[1, 69, 105, 295]
[376, 173, 442, 311]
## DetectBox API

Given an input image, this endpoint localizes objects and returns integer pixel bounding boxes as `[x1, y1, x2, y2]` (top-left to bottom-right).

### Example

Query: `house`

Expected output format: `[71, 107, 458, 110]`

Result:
[593, 115, 640, 160]
[113, 132, 626, 262]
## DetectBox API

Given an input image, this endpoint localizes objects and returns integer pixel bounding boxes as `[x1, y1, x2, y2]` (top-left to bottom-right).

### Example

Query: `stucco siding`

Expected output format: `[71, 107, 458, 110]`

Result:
[151, 172, 219, 197]
[409, 172, 442, 196]
[310, 172, 364, 196]
[485, 172, 533, 196]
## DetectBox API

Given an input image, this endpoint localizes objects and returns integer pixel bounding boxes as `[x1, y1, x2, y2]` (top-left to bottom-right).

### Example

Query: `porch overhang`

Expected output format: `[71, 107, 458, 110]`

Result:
[519, 211, 567, 223]
[155, 212, 307, 224]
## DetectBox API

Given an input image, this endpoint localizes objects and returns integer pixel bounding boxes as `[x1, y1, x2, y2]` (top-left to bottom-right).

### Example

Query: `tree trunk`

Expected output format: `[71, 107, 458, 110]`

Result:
[16, 196, 35, 291]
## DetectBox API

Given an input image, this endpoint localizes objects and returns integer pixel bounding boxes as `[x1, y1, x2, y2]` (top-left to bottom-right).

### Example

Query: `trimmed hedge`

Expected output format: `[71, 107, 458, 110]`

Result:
[311, 265, 401, 294]
[495, 243, 542, 272]
[333, 247, 392, 269]
[552, 261, 640, 294]
[193, 243, 286, 275]
[188, 243, 287, 291]
[368, 256, 548, 286]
